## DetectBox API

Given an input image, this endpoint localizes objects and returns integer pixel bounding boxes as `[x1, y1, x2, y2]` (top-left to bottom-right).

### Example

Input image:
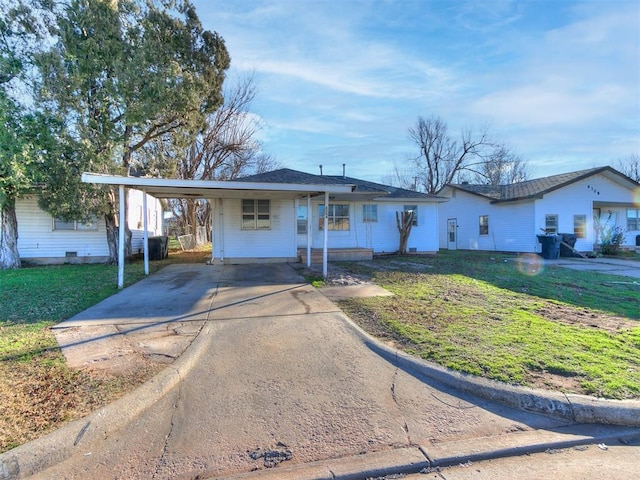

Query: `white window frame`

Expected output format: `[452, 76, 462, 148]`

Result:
[545, 214, 558, 234]
[574, 214, 587, 238]
[479, 215, 489, 235]
[627, 209, 640, 231]
[404, 205, 418, 226]
[319, 204, 350, 231]
[53, 216, 98, 231]
[363, 204, 378, 222]
[242, 199, 271, 230]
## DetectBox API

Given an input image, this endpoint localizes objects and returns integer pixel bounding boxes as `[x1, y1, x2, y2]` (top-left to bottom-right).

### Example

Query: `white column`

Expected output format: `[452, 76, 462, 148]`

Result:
[118, 184, 125, 289]
[210, 199, 215, 264]
[142, 189, 149, 275]
[306, 195, 311, 267]
[323, 191, 328, 278]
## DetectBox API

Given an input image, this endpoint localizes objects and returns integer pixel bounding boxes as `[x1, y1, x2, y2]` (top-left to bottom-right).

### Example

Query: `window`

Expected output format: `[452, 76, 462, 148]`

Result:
[53, 216, 98, 231]
[545, 214, 558, 234]
[363, 204, 378, 222]
[479, 215, 489, 235]
[404, 205, 418, 226]
[627, 209, 640, 231]
[297, 205, 308, 234]
[318, 204, 350, 230]
[574, 215, 587, 238]
[242, 199, 270, 230]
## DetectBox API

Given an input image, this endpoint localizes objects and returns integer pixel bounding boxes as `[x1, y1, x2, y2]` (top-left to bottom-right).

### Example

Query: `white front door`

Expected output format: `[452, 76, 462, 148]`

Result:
[447, 218, 457, 250]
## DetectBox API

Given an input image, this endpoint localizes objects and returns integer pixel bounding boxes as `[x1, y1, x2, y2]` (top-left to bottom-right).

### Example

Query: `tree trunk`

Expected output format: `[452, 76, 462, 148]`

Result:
[396, 211, 414, 255]
[0, 201, 22, 269]
[104, 213, 132, 265]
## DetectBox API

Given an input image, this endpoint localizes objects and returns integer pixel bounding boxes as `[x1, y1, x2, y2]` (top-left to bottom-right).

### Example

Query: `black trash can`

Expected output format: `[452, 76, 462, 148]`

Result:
[537, 234, 561, 259]
[559, 233, 577, 257]
[148, 236, 169, 260]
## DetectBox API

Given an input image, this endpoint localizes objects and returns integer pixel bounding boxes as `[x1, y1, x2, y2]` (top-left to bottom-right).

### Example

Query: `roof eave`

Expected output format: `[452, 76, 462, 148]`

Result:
[81, 173, 355, 195]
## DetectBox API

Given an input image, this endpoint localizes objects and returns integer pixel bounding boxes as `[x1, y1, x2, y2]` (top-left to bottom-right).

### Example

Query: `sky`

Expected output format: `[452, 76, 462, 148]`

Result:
[191, 0, 640, 183]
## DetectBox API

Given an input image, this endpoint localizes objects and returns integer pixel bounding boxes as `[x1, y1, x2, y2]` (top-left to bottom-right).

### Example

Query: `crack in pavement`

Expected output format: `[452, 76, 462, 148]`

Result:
[151, 366, 182, 480]
[390, 354, 413, 446]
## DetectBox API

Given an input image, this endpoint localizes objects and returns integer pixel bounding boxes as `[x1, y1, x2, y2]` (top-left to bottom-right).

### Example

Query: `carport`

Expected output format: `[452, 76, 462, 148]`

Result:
[81, 173, 355, 287]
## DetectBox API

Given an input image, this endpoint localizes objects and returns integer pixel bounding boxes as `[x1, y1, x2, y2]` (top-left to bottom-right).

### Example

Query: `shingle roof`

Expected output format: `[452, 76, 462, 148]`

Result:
[449, 166, 637, 203]
[238, 168, 441, 199]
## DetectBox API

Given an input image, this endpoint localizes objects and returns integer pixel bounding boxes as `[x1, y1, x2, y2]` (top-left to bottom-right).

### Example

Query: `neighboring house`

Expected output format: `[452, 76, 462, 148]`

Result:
[15, 189, 164, 264]
[437, 166, 640, 254]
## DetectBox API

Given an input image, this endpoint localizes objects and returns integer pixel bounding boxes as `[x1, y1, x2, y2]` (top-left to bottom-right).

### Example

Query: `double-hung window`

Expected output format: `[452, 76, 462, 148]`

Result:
[627, 209, 640, 231]
[479, 215, 489, 235]
[403, 205, 418, 226]
[574, 215, 587, 238]
[545, 214, 558, 234]
[363, 204, 378, 222]
[242, 199, 270, 230]
[319, 204, 350, 230]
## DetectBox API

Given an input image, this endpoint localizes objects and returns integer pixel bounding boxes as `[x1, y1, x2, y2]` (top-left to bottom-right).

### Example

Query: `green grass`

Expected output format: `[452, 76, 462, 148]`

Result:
[338, 251, 640, 399]
[0, 249, 211, 452]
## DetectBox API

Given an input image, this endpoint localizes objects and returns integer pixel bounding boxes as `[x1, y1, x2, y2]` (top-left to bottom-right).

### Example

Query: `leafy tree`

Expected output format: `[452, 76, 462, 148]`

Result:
[392, 115, 528, 193]
[34, 0, 230, 263]
[0, 2, 43, 268]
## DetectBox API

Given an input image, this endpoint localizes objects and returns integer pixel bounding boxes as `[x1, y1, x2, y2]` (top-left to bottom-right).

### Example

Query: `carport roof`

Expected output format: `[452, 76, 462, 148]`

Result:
[81, 172, 355, 198]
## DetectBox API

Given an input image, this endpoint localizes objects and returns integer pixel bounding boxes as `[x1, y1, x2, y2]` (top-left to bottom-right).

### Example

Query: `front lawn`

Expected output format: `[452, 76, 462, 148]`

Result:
[0, 248, 210, 452]
[337, 251, 640, 400]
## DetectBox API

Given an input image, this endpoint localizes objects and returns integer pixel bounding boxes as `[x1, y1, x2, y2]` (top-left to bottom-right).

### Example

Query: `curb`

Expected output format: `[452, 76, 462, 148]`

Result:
[212, 429, 640, 480]
[336, 311, 640, 427]
[0, 321, 216, 480]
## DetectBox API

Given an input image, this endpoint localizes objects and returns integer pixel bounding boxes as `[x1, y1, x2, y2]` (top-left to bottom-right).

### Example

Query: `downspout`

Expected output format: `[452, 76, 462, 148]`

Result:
[118, 184, 125, 289]
[323, 191, 328, 278]
[143, 189, 149, 276]
[306, 195, 311, 267]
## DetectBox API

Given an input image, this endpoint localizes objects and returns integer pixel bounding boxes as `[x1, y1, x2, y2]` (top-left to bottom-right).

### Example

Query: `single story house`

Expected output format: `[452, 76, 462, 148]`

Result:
[437, 166, 640, 254]
[81, 168, 446, 286]
[15, 189, 164, 264]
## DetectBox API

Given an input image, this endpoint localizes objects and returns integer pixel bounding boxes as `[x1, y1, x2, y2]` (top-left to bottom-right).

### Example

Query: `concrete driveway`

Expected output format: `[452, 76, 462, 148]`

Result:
[4, 264, 639, 479]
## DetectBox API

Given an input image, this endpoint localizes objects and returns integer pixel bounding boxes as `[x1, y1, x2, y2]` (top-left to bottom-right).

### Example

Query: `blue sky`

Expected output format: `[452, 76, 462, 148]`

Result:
[192, 0, 640, 182]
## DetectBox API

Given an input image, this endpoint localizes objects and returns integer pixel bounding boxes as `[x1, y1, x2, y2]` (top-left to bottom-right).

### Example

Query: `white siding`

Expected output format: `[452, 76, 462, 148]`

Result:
[127, 189, 164, 255]
[307, 199, 439, 254]
[16, 196, 109, 262]
[16, 189, 164, 263]
[213, 196, 440, 261]
[439, 172, 638, 253]
[438, 188, 536, 252]
[213, 198, 297, 261]
[533, 173, 636, 251]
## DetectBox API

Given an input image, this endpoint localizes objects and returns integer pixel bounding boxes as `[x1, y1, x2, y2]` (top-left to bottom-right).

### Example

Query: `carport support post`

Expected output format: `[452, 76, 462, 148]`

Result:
[118, 184, 125, 289]
[142, 189, 149, 275]
[306, 195, 311, 268]
[323, 191, 328, 278]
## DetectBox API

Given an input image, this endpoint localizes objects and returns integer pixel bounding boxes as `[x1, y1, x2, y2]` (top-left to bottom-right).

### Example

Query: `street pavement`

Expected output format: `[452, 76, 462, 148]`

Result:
[1, 262, 639, 479]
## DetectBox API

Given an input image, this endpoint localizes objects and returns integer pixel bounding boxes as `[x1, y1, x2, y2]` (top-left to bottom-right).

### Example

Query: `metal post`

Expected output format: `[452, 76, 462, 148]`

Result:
[210, 199, 215, 264]
[323, 191, 328, 278]
[118, 184, 125, 289]
[306, 195, 311, 267]
[142, 189, 149, 275]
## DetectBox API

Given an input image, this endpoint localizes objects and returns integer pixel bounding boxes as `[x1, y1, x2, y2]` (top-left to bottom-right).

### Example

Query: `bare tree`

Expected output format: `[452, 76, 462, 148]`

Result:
[616, 154, 640, 182]
[151, 75, 282, 239]
[468, 146, 529, 185]
[392, 115, 528, 193]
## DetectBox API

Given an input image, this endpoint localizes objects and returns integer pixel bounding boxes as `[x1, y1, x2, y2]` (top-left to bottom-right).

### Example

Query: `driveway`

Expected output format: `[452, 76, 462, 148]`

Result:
[5, 264, 638, 479]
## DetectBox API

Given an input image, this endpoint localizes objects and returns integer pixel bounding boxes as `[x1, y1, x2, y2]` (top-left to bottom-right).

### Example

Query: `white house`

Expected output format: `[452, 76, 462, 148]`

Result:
[437, 166, 640, 254]
[81, 168, 447, 286]
[15, 189, 164, 264]
[233, 169, 446, 263]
